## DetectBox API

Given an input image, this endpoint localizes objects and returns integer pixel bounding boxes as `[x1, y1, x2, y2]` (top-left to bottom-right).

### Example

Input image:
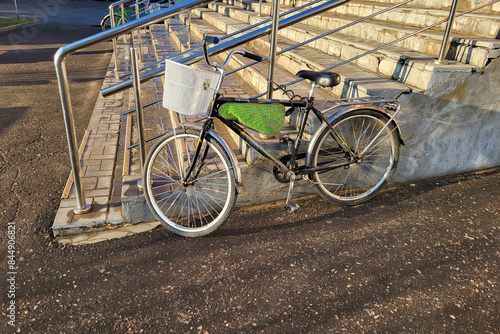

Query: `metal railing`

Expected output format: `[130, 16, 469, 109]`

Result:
[253, 0, 500, 98]
[101, 0, 350, 96]
[109, 0, 176, 69]
[57, 0, 348, 214]
[118, 0, 325, 79]
[55, 0, 215, 214]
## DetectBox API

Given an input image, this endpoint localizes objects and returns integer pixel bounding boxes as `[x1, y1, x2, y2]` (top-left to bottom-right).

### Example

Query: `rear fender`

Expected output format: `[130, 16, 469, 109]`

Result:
[306, 104, 405, 166]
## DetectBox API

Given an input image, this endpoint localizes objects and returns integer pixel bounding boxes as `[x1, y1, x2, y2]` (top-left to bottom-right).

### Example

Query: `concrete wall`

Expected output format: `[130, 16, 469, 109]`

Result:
[393, 57, 500, 181]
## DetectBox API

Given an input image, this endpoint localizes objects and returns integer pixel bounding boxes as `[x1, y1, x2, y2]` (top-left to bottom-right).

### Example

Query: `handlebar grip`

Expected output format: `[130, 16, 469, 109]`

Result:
[203, 35, 220, 45]
[243, 51, 262, 62]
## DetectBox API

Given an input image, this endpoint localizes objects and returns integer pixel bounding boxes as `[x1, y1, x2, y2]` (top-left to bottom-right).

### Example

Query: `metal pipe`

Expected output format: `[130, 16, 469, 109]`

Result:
[436, 0, 459, 64]
[188, 10, 192, 47]
[226, 0, 414, 77]
[101, 0, 350, 97]
[131, 47, 147, 169]
[54, 0, 213, 214]
[135, 0, 143, 61]
[110, 2, 120, 70]
[54, 57, 91, 214]
[259, 0, 262, 16]
[253, 0, 500, 98]
[267, 0, 280, 99]
[110, 0, 136, 71]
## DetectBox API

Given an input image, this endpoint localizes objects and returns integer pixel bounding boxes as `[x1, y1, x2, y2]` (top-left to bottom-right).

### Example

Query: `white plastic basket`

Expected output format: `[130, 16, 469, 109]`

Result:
[163, 60, 221, 116]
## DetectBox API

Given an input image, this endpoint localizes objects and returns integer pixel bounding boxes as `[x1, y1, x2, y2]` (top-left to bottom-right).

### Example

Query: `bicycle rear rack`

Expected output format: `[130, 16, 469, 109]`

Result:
[317, 97, 400, 114]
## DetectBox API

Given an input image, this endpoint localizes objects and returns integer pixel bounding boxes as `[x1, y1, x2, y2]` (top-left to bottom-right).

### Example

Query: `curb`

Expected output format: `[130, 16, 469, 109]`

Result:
[0, 19, 42, 35]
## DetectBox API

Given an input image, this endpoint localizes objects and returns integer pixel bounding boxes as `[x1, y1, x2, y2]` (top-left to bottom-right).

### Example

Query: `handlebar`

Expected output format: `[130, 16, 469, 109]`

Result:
[202, 35, 263, 70]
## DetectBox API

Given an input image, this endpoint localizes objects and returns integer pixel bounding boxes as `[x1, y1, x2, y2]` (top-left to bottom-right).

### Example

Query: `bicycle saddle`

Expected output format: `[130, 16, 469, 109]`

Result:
[296, 70, 341, 88]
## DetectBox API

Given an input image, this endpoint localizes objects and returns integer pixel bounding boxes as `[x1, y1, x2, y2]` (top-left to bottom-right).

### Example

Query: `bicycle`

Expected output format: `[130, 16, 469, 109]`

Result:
[100, 0, 164, 31]
[143, 36, 404, 237]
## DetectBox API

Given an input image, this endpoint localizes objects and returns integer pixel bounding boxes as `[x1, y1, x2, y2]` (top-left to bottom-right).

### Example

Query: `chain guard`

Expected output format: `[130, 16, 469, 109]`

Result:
[272, 153, 307, 183]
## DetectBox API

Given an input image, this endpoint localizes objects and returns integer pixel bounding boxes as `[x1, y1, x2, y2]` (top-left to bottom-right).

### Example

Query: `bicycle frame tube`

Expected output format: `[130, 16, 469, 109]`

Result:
[182, 118, 213, 183]
[217, 110, 352, 177]
[310, 106, 356, 158]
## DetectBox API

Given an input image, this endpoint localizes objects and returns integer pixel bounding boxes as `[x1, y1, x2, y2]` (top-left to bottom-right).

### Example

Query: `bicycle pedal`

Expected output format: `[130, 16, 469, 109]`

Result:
[284, 201, 300, 213]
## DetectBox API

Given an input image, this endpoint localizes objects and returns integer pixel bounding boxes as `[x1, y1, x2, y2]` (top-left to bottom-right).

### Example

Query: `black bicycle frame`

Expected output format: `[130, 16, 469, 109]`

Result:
[182, 98, 355, 183]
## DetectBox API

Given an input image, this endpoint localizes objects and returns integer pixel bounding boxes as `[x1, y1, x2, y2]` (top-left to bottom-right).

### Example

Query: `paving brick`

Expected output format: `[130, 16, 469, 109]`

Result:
[97, 176, 113, 189]
[83, 167, 113, 176]
[84, 189, 110, 198]
[90, 153, 116, 160]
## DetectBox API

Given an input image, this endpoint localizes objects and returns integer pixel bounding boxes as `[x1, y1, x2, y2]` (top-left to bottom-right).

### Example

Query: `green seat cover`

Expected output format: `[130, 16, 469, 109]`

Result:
[219, 103, 285, 136]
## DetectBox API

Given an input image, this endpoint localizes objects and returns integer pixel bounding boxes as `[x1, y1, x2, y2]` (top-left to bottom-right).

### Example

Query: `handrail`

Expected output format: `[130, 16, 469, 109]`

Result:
[253, 0, 500, 98]
[226, 0, 414, 77]
[119, 0, 325, 78]
[101, 0, 351, 97]
[124, 0, 415, 115]
[54, 0, 214, 214]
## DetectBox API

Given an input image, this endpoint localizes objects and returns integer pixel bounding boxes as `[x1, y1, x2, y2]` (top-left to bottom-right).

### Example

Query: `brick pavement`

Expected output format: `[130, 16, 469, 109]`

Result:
[52, 21, 260, 237]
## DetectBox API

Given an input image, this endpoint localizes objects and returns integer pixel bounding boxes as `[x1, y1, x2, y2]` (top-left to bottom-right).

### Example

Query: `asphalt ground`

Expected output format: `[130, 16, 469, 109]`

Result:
[1, 1, 499, 333]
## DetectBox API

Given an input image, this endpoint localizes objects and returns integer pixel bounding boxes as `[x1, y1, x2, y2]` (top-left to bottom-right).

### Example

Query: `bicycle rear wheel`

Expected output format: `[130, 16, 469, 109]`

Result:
[310, 109, 400, 205]
[144, 128, 237, 237]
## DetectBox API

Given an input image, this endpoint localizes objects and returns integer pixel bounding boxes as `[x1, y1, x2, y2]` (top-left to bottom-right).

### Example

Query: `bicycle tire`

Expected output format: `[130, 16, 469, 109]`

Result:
[309, 109, 400, 205]
[101, 14, 127, 31]
[144, 128, 237, 237]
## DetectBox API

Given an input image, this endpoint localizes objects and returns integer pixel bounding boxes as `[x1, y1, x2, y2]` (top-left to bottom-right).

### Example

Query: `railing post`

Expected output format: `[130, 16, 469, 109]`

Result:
[436, 0, 459, 64]
[131, 47, 147, 171]
[54, 54, 91, 215]
[111, 4, 119, 71]
[135, 0, 143, 61]
[188, 10, 192, 47]
[266, 0, 280, 99]
[259, 0, 263, 16]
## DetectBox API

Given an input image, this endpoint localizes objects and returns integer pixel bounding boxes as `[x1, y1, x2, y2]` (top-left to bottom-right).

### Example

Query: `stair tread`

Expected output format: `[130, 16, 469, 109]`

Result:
[215, 1, 500, 48]
[193, 5, 413, 94]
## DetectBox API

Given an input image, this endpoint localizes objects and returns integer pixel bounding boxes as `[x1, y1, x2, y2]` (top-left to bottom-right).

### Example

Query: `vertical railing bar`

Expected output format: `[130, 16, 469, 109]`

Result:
[188, 10, 192, 47]
[135, 0, 143, 61]
[436, 0, 459, 64]
[267, 0, 280, 99]
[54, 60, 91, 214]
[111, 4, 119, 70]
[131, 47, 147, 171]
[227, 0, 415, 77]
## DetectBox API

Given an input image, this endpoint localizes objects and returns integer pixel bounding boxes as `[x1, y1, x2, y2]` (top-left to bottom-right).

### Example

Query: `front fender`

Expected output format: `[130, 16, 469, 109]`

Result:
[100, 14, 110, 27]
[182, 123, 244, 194]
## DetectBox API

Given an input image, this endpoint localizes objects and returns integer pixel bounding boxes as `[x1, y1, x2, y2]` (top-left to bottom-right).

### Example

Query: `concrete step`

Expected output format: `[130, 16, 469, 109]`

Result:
[224, 0, 500, 37]
[200, 2, 493, 92]
[211, 0, 500, 69]
[186, 3, 500, 186]
[188, 6, 410, 97]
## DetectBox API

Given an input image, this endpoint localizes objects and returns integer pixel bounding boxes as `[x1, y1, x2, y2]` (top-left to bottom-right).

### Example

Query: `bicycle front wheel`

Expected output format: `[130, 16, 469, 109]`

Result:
[101, 14, 127, 31]
[310, 109, 400, 205]
[144, 128, 237, 237]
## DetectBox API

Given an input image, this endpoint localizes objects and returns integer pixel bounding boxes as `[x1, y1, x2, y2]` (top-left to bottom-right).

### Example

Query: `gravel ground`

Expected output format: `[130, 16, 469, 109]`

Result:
[0, 1, 498, 332]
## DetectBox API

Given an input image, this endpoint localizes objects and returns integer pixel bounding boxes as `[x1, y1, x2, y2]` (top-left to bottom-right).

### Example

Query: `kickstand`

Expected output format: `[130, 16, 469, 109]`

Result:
[284, 172, 299, 213]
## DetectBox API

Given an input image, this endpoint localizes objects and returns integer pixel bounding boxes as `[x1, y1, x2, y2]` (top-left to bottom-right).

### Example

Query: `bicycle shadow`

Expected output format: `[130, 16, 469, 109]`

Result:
[212, 168, 499, 238]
